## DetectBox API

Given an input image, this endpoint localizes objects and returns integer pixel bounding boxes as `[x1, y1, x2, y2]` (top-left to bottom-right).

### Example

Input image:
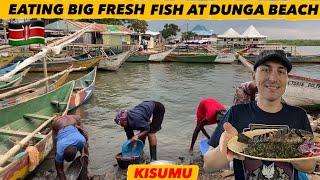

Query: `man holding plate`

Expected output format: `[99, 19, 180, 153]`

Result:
[203, 50, 316, 179]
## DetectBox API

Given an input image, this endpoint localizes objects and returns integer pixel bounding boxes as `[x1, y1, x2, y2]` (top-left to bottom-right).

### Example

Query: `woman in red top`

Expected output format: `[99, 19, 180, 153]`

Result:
[189, 98, 226, 153]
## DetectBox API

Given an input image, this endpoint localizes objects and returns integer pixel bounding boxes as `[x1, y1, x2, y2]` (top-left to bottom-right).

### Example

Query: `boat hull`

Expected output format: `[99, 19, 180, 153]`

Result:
[283, 75, 320, 111]
[0, 67, 30, 90]
[0, 81, 74, 179]
[28, 57, 101, 72]
[126, 55, 149, 62]
[68, 67, 97, 110]
[98, 51, 130, 71]
[166, 54, 217, 63]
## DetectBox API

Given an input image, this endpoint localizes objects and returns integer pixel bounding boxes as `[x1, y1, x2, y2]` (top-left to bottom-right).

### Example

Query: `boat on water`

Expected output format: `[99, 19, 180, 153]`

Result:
[165, 53, 217, 63]
[286, 54, 320, 63]
[215, 53, 237, 64]
[0, 68, 30, 90]
[0, 53, 19, 69]
[0, 81, 74, 179]
[0, 62, 20, 75]
[237, 54, 320, 111]
[0, 70, 70, 109]
[68, 66, 97, 110]
[241, 48, 320, 63]
[98, 51, 130, 71]
[27, 55, 101, 72]
[126, 48, 174, 62]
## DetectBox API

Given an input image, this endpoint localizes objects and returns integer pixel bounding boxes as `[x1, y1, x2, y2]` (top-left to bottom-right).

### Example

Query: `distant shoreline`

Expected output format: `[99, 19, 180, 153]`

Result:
[267, 40, 320, 46]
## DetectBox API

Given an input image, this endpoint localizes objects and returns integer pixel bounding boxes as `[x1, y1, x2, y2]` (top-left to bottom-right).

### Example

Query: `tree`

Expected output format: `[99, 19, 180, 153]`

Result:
[78, 19, 123, 25]
[161, 24, 180, 40]
[182, 31, 197, 40]
[125, 20, 148, 33]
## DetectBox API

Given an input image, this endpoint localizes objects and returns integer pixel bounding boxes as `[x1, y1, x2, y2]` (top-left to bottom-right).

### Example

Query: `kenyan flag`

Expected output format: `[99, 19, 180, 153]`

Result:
[8, 21, 45, 46]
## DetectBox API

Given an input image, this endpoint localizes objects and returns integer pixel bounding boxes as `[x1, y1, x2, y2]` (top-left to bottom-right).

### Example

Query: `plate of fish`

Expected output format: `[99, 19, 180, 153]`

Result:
[227, 128, 320, 162]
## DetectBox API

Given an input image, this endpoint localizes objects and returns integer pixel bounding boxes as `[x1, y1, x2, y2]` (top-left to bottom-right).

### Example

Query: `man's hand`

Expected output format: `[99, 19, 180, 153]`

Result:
[219, 122, 244, 161]
[130, 135, 139, 143]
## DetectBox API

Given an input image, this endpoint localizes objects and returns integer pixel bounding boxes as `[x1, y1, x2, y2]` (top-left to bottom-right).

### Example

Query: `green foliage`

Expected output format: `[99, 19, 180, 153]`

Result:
[77, 19, 123, 25]
[182, 31, 197, 40]
[125, 20, 148, 33]
[267, 39, 320, 46]
[161, 23, 181, 39]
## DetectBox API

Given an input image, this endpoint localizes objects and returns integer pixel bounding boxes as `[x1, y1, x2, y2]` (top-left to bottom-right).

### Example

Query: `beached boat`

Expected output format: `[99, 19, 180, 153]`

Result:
[0, 81, 74, 179]
[0, 67, 30, 90]
[215, 53, 237, 64]
[238, 54, 320, 111]
[98, 51, 130, 71]
[283, 75, 320, 111]
[287, 54, 320, 63]
[0, 53, 18, 68]
[0, 70, 70, 109]
[28, 56, 101, 72]
[126, 48, 174, 62]
[243, 50, 320, 64]
[68, 66, 97, 110]
[0, 62, 19, 75]
[148, 48, 175, 62]
[165, 53, 217, 63]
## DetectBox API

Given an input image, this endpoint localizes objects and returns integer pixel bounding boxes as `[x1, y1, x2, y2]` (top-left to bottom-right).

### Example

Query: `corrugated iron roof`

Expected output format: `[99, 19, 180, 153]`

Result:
[45, 20, 132, 34]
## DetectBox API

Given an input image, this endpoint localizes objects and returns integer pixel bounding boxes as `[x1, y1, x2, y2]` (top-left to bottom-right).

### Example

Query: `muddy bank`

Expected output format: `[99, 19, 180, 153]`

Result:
[27, 151, 234, 180]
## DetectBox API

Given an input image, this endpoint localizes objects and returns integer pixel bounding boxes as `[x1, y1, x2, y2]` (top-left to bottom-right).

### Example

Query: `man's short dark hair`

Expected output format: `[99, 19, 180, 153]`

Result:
[64, 145, 77, 162]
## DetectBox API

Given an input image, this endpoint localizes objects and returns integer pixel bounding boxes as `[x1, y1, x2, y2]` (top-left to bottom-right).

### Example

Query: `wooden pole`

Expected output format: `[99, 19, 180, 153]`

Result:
[43, 57, 49, 91]
[3, 20, 7, 45]
[0, 67, 83, 99]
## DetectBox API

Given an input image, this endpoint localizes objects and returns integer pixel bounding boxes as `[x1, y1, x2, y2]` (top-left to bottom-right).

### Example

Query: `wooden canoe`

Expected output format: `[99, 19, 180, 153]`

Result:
[165, 53, 217, 63]
[287, 54, 320, 63]
[28, 56, 102, 72]
[0, 81, 74, 179]
[283, 75, 320, 111]
[237, 54, 320, 111]
[0, 54, 18, 69]
[68, 66, 97, 110]
[98, 51, 130, 71]
[0, 70, 70, 109]
[0, 67, 30, 90]
[0, 62, 20, 75]
[148, 48, 175, 62]
[244, 53, 320, 63]
[126, 48, 174, 62]
[215, 53, 236, 64]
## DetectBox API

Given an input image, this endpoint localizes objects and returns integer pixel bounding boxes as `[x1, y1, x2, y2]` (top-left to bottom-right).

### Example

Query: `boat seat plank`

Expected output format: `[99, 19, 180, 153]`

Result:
[0, 129, 45, 139]
[51, 100, 68, 106]
[73, 87, 84, 91]
[23, 114, 52, 120]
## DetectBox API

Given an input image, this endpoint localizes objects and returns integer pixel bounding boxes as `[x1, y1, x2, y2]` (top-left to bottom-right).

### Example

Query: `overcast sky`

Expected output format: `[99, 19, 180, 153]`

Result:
[147, 20, 320, 40]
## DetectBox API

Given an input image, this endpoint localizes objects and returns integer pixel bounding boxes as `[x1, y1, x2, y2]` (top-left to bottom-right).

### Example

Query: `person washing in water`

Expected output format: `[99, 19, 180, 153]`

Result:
[115, 100, 165, 161]
[52, 115, 89, 180]
[189, 98, 226, 153]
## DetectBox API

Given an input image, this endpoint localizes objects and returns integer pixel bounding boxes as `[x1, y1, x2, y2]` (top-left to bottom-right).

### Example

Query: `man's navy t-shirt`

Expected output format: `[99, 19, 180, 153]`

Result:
[208, 101, 311, 180]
